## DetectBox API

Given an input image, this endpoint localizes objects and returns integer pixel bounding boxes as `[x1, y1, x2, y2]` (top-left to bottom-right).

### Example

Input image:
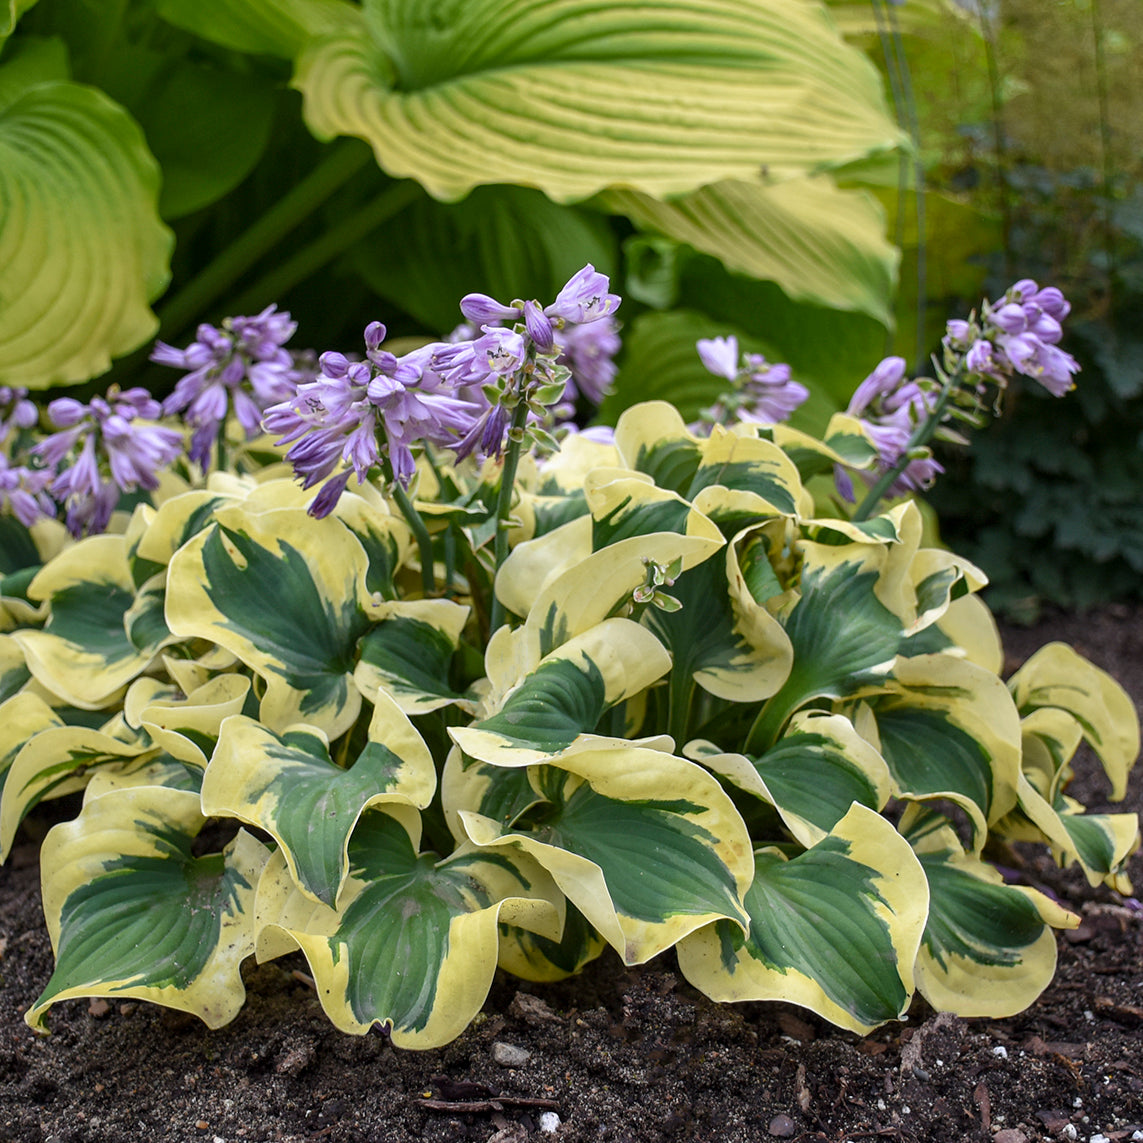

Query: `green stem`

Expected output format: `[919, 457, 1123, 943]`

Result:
[389, 474, 436, 597]
[488, 403, 532, 633]
[226, 181, 421, 318]
[155, 140, 372, 340]
[851, 369, 961, 522]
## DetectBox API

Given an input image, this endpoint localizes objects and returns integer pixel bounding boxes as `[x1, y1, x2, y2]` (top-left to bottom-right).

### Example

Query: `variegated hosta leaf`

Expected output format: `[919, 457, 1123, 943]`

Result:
[612, 401, 708, 495]
[772, 413, 878, 482]
[1008, 642, 1140, 801]
[497, 900, 608, 983]
[27, 787, 269, 1032]
[676, 803, 928, 1034]
[519, 528, 724, 664]
[746, 536, 906, 751]
[0, 45, 172, 389]
[294, 0, 898, 203]
[902, 808, 1078, 1017]
[166, 507, 374, 739]
[83, 754, 204, 801]
[899, 590, 1004, 676]
[1009, 772, 1140, 893]
[254, 809, 561, 1048]
[869, 654, 1023, 851]
[906, 548, 987, 637]
[203, 692, 435, 907]
[460, 741, 753, 964]
[0, 690, 62, 805]
[686, 430, 803, 531]
[600, 175, 896, 324]
[0, 633, 30, 703]
[354, 598, 472, 715]
[138, 673, 253, 768]
[133, 489, 238, 568]
[14, 535, 163, 708]
[0, 724, 152, 860]
[686, 710, 892, 848]
[451, 619, 671, 767]
[641, 542, 792, 714]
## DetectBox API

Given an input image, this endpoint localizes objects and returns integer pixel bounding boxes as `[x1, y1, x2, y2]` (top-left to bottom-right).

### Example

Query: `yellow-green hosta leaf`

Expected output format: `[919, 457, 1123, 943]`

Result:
[676, 803, 928, 1034]
[497, 900, 608, 983]
[27, 787, 269, 1032]
[688, 431, 804, 530]
[687, 711, 892, 848]
[254, 809, 561, 1047]
[869, 654, 1023, 851]
[0, 58, 172, 388]
[903, 808, 1077, 1018]
[83, 753, 204, 800]
[203, 695, 435, 907]
[601, 175, 896, 324]
[294, 0, 898, 204]
[1010, 773, 1139, 893]
[0, 724, 152, 860]
[133, 489, 237, 568]
[14, 534, 160, 708]
[166, 508, 374, 739]
[746, 538, 906, 751]
[772, 413, 878, 482]
[1008, 642, 1140, 801]
[0, 633, 30, 703]
[354, 598, 473, 715]
[451, 619, 670, 768]
[0, 690, 62, 806]
[138, 673, 253, 768]
[460, 742, 752, 964]
[899, 590, 1004, 676]
[613, 401, 707, 496]
[642, 541, 793, 711]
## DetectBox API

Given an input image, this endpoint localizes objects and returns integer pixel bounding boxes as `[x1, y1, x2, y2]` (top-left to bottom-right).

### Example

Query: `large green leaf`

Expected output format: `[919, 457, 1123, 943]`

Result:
[27, 786, 269, 1031]
[600, 175, 896, 323]
[293, 0, 899, 203]
[156, 0, 356, 58]
[677, 803, 928, 1034]
[254, 809, 561, 1047]
[0, 43, 172, 388]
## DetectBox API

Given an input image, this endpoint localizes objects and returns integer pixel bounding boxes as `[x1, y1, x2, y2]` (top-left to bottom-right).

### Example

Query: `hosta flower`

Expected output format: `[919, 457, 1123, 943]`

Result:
[0, 386, 38, 445]
[555, 314, 620, 406]
[695, 335, 808, 429]
[152, 305, 307, 467]
[944, 280, 1079, 397]
[0, 454, 54, 527]
[32, 387, 183, 536]
[265, 325, 478, 515]
[836, 356, 943, 502]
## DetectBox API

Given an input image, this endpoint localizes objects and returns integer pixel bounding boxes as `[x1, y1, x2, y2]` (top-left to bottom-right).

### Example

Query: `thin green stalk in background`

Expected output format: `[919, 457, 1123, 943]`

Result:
[156, 140, 373, 340]
[488, 402, 532, 633]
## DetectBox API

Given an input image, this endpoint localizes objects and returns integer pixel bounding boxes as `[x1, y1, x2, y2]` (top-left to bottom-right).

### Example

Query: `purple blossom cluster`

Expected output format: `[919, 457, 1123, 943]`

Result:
[32, 388, 183, 537]
[267, 265, 622, 516]
[0, 386, 37, 445]
[151, 305, 308, 468]
[836, 356, 944, 502]
[944, 279, 1078, 397]
[694, 336, 808, 430]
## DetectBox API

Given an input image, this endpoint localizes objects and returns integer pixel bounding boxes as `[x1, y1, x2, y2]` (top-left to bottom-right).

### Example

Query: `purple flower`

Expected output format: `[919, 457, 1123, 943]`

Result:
[32, 386, 184, 536]
[152, 305, 303, 468]
[694, 338, 807, 430]
[0, 454, 54, 528]
[0, 386, 38, 445]
[944, 280, 1079, 397]
[555, 314, 620, 406]
[265, 326, 479, 516]
[836, 356, 943, 502]
[544, 265, 621, 324]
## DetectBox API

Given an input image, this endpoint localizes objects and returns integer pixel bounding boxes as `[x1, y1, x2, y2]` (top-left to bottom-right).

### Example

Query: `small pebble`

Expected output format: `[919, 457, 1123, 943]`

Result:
[491, 1041, 531, 1067]
[767, 1113, 796, 1137]
[1090, 1135, 1111, 1143]
[539, 1111, 560, 1134]
[1061, 1126, 1078, 1142]
[1074, 1097, 1084, 1108]
[992, 1045, 1008, 1059]
[993, 1130, 1028, 1143]
[912, 1066, 930, 1081]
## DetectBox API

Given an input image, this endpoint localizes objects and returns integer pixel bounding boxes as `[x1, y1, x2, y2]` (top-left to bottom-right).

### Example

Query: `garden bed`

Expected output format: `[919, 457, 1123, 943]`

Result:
[1, 605, 1140, 1143]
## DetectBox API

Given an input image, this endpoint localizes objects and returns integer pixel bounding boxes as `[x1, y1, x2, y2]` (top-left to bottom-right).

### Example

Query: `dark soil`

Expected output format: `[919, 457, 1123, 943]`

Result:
[2, 607, 1141, 1143]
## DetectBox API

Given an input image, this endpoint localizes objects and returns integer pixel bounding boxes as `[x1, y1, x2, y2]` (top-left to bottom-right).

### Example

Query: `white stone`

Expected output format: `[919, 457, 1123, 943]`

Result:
[991, 1045, 1008, 1059]
[539, 1111, 561, 1134]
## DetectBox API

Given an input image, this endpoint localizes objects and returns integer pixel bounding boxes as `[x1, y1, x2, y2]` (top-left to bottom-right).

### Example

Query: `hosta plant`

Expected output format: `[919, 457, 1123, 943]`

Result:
[0, 270, 1138, 1049]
